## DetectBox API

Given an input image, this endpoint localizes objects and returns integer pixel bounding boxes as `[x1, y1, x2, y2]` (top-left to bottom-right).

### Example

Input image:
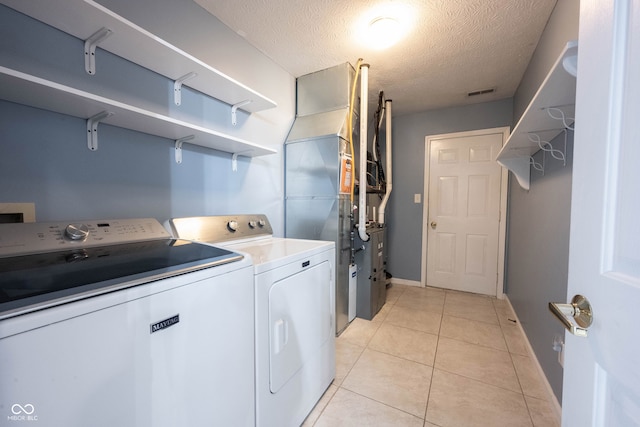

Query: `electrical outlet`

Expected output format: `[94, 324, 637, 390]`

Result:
[414, 194, 421, 203]
[552, 335, 564, 367]
[0, 203, 36, 223]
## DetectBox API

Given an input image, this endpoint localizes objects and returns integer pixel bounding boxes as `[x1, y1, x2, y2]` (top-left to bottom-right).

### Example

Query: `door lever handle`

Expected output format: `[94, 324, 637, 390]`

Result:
[549, 294, 593, 337]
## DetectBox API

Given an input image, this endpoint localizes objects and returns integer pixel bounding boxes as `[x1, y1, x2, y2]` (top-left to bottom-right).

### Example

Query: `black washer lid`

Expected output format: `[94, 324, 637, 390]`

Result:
[0, 239, 242, 319]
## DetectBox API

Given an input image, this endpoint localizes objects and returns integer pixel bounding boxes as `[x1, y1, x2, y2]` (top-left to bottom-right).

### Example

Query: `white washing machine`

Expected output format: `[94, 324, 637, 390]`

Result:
[168, 214, 336, 427]
[0, 218, 255, 427]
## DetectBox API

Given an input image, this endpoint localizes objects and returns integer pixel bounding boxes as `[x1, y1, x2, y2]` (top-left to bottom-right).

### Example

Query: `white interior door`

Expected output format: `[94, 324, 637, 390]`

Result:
[558, 0, 640, 425]
[424, 129, 507, 296]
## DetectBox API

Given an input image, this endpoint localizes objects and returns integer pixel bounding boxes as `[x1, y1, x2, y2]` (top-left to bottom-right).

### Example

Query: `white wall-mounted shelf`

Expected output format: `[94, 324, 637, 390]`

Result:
[496, 41, 578, 190]
[0, 66, 277, 158]
[1, 0, 277, 113]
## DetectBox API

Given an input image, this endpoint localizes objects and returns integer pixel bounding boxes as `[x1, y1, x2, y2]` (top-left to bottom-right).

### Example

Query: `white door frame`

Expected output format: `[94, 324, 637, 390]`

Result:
[421, 127, 510, 298]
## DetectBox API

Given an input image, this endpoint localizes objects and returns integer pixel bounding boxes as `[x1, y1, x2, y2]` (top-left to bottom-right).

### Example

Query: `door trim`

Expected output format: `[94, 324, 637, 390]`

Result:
[421, 127, 510, 298]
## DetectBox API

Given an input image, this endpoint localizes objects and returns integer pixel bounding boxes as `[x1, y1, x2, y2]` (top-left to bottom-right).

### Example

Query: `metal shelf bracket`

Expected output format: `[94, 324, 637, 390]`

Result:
[87, 111, 114, 151]
[231, 152, 239, 171]
[174, 135, 195, 164]
[528, 130, 566, 169]
[545, 106, 575, 131]
[84, 27, 113, 75]
[173, 72, 197, 106]
[530, 155, 544, 174]
[230, 150, 253, 171]
[231, 100, 252, 126]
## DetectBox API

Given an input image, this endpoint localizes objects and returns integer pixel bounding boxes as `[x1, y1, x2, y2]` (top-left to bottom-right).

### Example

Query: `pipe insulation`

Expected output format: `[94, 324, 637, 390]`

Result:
[378, 99, 392, 225]
[358, 64, 370, 242]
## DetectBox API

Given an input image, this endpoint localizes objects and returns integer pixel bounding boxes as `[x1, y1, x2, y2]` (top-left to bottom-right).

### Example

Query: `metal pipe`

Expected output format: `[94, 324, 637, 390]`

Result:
[378, 99, 393, 224]
[358, 64, 370, 241]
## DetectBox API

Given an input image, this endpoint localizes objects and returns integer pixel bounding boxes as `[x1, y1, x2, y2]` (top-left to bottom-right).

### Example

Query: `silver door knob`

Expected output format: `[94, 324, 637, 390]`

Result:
[430, 221, 437, 229]
[549, 294, 593, 337]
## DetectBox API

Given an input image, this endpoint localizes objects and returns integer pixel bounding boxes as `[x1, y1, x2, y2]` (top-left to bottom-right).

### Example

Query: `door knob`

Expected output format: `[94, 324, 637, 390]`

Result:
[549, 294, 593, 337]
[430, 221, 437, 229]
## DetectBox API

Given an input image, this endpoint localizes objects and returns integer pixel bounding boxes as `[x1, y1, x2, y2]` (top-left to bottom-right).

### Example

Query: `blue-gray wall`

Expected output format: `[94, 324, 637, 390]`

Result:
[506, 0, 580, 403]
[506, 132, 573, 403]
[0, 1, 294, 234]
[386, 99, 513, 283]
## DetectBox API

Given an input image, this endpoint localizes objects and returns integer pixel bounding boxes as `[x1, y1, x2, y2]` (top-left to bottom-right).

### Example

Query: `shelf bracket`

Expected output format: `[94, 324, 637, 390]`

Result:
[231, 152, 239, 171]
[84, 27, 113, 75]
[87, 111, 114, 151]
[545, 106, 575, 131]
[530, 155, 545, 174]
[231, 150, 253, 171]
[528, 132, 566, 166]
[231, 100, 252, 126]
[173, 72, 198, 106]
[174, 135, 195, 164]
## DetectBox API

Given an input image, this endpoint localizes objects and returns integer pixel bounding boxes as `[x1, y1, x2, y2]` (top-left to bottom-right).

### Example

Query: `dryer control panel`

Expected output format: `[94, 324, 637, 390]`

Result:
[169, 214, 273, 244]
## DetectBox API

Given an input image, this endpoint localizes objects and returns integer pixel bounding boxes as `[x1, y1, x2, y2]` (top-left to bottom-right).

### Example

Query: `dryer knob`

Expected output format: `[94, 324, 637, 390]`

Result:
[258, 219, 266, 227]
[248, 220, 257, 229]
[227, 220, 239, 232]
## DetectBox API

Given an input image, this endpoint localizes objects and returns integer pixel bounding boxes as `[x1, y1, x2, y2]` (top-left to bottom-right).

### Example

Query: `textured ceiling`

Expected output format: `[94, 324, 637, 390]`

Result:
[194, 0, 557, 116]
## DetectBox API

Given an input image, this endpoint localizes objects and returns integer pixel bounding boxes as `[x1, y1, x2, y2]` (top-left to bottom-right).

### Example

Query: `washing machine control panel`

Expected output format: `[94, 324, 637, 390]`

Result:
[0, 218, 171, 257]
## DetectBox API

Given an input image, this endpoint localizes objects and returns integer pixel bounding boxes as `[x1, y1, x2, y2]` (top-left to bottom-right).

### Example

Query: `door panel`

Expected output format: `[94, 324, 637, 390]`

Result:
[435, 233, 456, 273]
[468, 175, 489, 216]
[437, 176, 458, 216]
[269, 261, 331, 393]
[469, 146, 492, 162]
[465, 234, 487, 276]
[426, 132, 503, 295]
[561, 0, 640, 424]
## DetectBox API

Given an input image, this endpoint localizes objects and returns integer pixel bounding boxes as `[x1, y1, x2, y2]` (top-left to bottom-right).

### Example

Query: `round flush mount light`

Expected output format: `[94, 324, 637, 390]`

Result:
[367, 17, 402, 49]
[356, 4, 414, 50]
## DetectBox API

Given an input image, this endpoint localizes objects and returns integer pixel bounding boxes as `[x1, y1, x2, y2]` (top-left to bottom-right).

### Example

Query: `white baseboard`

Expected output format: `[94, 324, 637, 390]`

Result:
[389, 278, 422, 287]
[504, 295, 562, 423]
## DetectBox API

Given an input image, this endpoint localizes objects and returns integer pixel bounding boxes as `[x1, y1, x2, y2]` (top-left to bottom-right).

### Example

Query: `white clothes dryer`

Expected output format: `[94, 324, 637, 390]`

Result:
[168, 214, 336, 427]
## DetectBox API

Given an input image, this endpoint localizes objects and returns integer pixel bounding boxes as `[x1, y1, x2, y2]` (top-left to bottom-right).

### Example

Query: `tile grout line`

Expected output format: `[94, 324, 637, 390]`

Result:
[316, 285, 557, 426]
[498, 298, 538, 427]
[422, 288, 447, 424]
[314, 284, 409, 425]
[501, 296, 562, 425]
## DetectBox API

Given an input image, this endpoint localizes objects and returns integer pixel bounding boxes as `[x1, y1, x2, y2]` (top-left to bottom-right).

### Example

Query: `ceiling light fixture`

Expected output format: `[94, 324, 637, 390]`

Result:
[367, 17, 402, 49]
[356, 4, 414, 50]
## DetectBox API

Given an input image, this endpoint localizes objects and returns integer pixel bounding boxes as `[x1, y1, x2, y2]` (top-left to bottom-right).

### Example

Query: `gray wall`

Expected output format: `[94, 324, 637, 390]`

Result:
[506, 0, 580, 403]
[0, 2, 294, 234]
[514, 0, 580, 122]
[386, 99, 513, 282]
[506, 132, 573, 403]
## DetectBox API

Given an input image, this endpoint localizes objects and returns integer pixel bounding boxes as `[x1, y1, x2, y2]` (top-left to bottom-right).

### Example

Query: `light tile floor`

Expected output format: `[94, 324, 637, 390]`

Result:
[302, 284, 560, 427]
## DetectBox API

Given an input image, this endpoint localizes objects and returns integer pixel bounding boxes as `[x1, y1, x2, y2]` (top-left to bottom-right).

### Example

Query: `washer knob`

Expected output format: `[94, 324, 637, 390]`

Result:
[258, 219, 266, 227]
[227, 220, 239, 232]
[248, 220, 257, 229]
[65, 223, 90, 241]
